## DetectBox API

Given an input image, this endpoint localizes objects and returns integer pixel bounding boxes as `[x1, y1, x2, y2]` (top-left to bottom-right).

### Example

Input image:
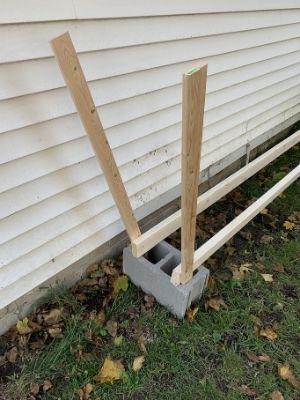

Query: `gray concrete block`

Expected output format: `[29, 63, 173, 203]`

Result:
[123, 241, 209, 318]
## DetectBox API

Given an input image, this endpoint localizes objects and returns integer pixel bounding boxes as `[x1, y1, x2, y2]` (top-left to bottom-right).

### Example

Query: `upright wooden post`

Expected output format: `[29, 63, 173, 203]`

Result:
[50, 32, 141, 242]
[180, 65, 207, 284]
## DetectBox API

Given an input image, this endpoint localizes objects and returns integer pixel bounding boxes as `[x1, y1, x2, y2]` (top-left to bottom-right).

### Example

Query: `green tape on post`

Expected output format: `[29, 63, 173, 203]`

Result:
[185, 66, 199, 76]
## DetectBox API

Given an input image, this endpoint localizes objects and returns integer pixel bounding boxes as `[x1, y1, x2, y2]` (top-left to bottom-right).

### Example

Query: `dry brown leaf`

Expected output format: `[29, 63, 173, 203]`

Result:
[42, 379, 53, 392]
[186, 306, 199, 321]
[6, 347, 18, 363]
[258, 354, 271, 362]
[95, 310, 106, 325]
[246, 352, 270, 363]
[274, 263, 285, 273]
[48, 326, 63, 338]
[76, 383, 93, 399]
[94, 356, 125, 383]
[260, 235, 274, 244]
[132, 356, 145, 372]
[138, 335, 147, 354]
[261, 274, 274, 283]
[230, 264, 252, 280]
[144, 295, 155, 309]
[278, 363, 299, 388]
[240, 384, 257, 397]
[42, 309, 63, 326]
[260, 327, 277, 341]
[224, 246, 236, 256]
[30, 382, 40, 396]
[106, 320, 118, 338]
[206, 298, 226, 311]
[270, 390, 284, 400]
[78, 278, 99, 287]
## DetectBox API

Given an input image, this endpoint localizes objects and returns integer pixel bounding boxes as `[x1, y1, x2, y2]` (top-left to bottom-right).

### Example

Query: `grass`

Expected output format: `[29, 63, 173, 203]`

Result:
[1, 142, 299, 400]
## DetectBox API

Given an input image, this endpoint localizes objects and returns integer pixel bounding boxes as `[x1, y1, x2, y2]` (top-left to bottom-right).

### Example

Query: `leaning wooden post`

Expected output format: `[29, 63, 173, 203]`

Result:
[180, 65, 207, 284]
[50, 32, 141, 242]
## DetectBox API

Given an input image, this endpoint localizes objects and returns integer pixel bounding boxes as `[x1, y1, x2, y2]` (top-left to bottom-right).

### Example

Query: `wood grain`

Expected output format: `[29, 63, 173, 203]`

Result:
[50, 32, 141, 242]
[180, 65, 207, 284]
[171, 163, 300, 284]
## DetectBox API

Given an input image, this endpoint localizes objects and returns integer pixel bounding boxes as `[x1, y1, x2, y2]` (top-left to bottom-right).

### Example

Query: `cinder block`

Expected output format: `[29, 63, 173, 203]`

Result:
[123, 241, 209, 318]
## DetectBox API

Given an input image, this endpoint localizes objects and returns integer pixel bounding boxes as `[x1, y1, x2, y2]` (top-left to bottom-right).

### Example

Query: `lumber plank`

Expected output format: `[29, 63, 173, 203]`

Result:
[131, 130, 300, 256]
[50, 32, 141, 242]
[171, 163, 300, 285]
[180, 65, 207, 284]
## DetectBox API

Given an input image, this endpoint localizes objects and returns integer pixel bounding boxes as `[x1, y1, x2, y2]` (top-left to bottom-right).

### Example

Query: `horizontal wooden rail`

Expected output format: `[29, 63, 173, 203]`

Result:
[131, 130, 300, 257]
[171, 163, 300, 285]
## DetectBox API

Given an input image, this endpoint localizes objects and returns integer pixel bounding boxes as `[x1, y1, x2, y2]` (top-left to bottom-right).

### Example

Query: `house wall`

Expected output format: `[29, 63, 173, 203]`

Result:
[0, 0, 300, 329]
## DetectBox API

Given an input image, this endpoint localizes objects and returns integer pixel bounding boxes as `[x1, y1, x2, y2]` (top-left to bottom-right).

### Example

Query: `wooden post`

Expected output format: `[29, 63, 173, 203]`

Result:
[50, 32, 141, 242]
[180, 65, 207, 284]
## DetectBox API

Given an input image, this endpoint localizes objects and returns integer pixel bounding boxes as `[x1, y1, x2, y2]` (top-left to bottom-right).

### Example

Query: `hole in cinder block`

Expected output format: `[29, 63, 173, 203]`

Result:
[144, 243, 169, 264]
[160, 255, 180, 276]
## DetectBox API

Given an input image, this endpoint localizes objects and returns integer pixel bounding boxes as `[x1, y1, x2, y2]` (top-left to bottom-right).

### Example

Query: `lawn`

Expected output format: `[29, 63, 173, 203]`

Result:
[0, 141, 299, 400]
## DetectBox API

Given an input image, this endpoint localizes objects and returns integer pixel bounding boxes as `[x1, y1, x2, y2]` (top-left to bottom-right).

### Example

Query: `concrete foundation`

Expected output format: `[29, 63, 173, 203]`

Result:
[123, 240, 209, 318]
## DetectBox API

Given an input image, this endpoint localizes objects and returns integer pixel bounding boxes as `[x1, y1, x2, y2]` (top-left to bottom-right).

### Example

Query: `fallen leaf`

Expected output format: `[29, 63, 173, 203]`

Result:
[246, 352, 270, 363]
[261, 273, 274, 283]
[270, 390, 284, 400]
[224, 246, 236, 256]
[230, 264, 252, 280]
[206, 298, 226, 311]
[278, 363, 299, 388]
[42, 309, 63, 326]
[16, 318, 32, 335]
[101, 259, 118, 276]
[114, 335, 124, 346]
[260, 235, 274, 244]
[106, 320, 118, 338]
[48, 326, 63, 338]
[6, 347, 18, 363]
[30, 382, 40, 396]
[260, 208, 269, 215]
[144, 295, 155, 309]
[186, 306, 199, 321]
[274, 263, 285, 273]
[283, 221, 295, 231]
[138, 335, 147, 354]
[76, 383, 93, 399]
[132, 356, 145, 372]
[258, 354, 271, 362]
[78, 278, 99, 287]
[113, 275, 128, 294]
[42, 379, 53, 392]
[95, 310, 106, 325]
[260, 327, 277, 341]
[240, 384, 257, 397]
[94, 356, 125, 383]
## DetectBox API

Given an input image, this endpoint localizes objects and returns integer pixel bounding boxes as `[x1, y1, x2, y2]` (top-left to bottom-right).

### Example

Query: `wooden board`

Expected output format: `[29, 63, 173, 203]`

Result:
[50, 32, 141, 242]
[131, 130, 300, 256]
[180, 65, 207, 284]
[171, 163, 300, 284]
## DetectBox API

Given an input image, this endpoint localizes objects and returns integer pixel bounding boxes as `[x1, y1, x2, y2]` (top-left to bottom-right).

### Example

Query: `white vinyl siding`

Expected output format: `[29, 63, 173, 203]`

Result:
[0, 1, 299, 312]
